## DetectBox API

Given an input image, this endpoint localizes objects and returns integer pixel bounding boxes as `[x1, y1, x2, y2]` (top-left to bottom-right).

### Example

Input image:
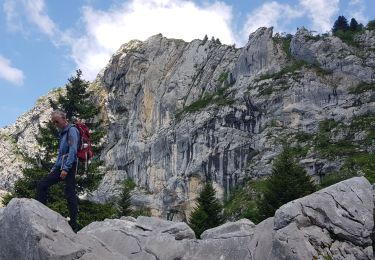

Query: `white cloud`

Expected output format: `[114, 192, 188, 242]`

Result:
[3, 0, 235, 81]
[63, 0, 236, 80]
[3, 0, 56, 36]
[347, 0, 368, 24]
[241, 0, 339, 40]
[0, 55, 25, 86]
[242, 1, 303, 42]
[299, 0, 339, 32]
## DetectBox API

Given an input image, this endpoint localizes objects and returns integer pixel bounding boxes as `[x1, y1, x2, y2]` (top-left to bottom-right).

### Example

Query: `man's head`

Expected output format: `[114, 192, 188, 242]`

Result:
[51, 110, 68, 130]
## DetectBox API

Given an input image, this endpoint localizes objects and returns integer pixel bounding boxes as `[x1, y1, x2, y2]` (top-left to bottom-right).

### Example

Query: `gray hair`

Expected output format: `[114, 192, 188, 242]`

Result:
[51, 110, 66, 119]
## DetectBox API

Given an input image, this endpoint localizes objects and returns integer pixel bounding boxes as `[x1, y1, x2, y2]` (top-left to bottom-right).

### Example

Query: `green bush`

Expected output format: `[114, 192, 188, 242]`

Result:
[334, 30, 361, 47]
[77, 200, 117, 228]
[223, 179, 269, 224]
[348, 82, 375, 94]
[366, 20, 375, 30]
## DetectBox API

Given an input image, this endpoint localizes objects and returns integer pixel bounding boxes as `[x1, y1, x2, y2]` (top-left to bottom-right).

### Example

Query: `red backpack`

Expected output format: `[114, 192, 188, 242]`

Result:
[74, 121, 93, 170]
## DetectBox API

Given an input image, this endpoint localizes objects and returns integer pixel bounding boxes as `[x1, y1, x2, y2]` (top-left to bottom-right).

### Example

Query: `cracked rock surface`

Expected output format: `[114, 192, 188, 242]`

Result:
[0, 177, 373, 259]
[272, 177, 373, 260]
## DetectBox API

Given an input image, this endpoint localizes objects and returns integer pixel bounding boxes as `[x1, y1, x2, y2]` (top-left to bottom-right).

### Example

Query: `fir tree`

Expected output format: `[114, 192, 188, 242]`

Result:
[189, 182, 224, 238]
[349, 18, 359, 31]
[202, 34, 208, 44]
[189, 208, 209, 238]
[258, 146, 316, 219]
[4, 70, 115, 229]
[117, 179, 135, 217]
[332, 15, 349, 33]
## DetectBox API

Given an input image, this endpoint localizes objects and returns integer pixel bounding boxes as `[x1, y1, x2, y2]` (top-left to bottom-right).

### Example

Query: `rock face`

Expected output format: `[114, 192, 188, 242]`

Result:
[0, 89, 62, 190]
[0, 177, 373, 259]
[1, 27, 375, 219]
[93, 27, 375, 219]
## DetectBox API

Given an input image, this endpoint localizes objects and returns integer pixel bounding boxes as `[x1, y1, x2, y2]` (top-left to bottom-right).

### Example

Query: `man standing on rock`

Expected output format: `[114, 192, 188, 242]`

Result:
[36, 110, 80, 231]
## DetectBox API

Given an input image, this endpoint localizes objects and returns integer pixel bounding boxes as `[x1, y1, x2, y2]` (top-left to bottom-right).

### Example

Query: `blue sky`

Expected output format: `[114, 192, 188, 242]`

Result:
[0, 0, 374, 127]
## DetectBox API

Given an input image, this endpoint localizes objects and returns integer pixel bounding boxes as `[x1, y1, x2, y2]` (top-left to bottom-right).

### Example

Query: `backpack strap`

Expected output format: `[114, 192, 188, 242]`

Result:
[67, 124, 80, 174]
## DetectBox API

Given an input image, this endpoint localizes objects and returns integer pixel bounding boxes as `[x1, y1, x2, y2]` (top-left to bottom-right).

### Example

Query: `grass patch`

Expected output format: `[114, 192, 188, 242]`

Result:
[313, 65, 333, 76]
[131, 207, 152, 218]
[175, 85, 234, 120]
[218, 72, 229, 83]
[311, 115, 375, 183]
[289, 145, 310, 158]
[342, 152, 375, 183]
[318, 172, 356, 189]
[349, 113, 375, 131]
[334, 29, 363, 47]
[257, 60, 307, 81]
[295, 132, 314, 142]
[349, 82, 375, 94]
[247, 179, 269, 194]
[314, 119, 357, 159]
[273, 34, 292, 59]
[257, 84, 290, 96]
[304, 34, 323, 42]
[223, 182, 263, 223]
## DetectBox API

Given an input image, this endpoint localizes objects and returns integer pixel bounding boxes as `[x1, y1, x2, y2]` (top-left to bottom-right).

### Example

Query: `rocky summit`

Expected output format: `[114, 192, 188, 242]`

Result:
[0, 26, 375, 220]
[0, 177, 373, 259]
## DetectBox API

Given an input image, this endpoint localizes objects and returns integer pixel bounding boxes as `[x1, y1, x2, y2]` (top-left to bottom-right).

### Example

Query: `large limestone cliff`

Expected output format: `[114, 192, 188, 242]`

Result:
[1, 27, 374, 220]
[92, 27, 375, 219]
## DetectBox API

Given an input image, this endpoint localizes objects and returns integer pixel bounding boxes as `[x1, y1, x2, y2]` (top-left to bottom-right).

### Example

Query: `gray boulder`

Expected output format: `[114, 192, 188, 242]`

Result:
[270, 177, 373, 260]
[0, 176, 373, 259]
[0, 198, 126, 260]
[0, 198, 84, 260]
[201, 218, 255, 239]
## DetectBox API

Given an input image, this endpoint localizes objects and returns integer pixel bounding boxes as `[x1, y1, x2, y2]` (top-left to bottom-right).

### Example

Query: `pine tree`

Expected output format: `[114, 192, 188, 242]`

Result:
[5, 70, 115, 229]
[332, 15, 349, 33]
[349, 18, 359, 31]
[117, 179, 135, 217]
[258, 146, 316, 219]
[189, 182, 224, 238]
[202, 34, 208, 44]
[189, 208, 209, 238]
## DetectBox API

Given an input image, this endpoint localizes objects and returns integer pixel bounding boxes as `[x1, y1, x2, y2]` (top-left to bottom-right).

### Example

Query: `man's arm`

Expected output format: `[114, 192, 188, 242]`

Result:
[62, 127, 80, 173]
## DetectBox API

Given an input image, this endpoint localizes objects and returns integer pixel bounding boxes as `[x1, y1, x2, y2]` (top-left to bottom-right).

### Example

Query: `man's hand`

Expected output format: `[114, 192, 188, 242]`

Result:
[60, 170, 68, 180]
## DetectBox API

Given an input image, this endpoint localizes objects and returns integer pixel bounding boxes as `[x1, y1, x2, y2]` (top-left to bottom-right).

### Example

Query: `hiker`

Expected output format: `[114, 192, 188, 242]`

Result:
[36, 110, 80, 231]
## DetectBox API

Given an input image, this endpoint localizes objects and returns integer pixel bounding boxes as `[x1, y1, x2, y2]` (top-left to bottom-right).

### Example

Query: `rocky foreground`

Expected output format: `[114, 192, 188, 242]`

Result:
[0, 177, 373, 260]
